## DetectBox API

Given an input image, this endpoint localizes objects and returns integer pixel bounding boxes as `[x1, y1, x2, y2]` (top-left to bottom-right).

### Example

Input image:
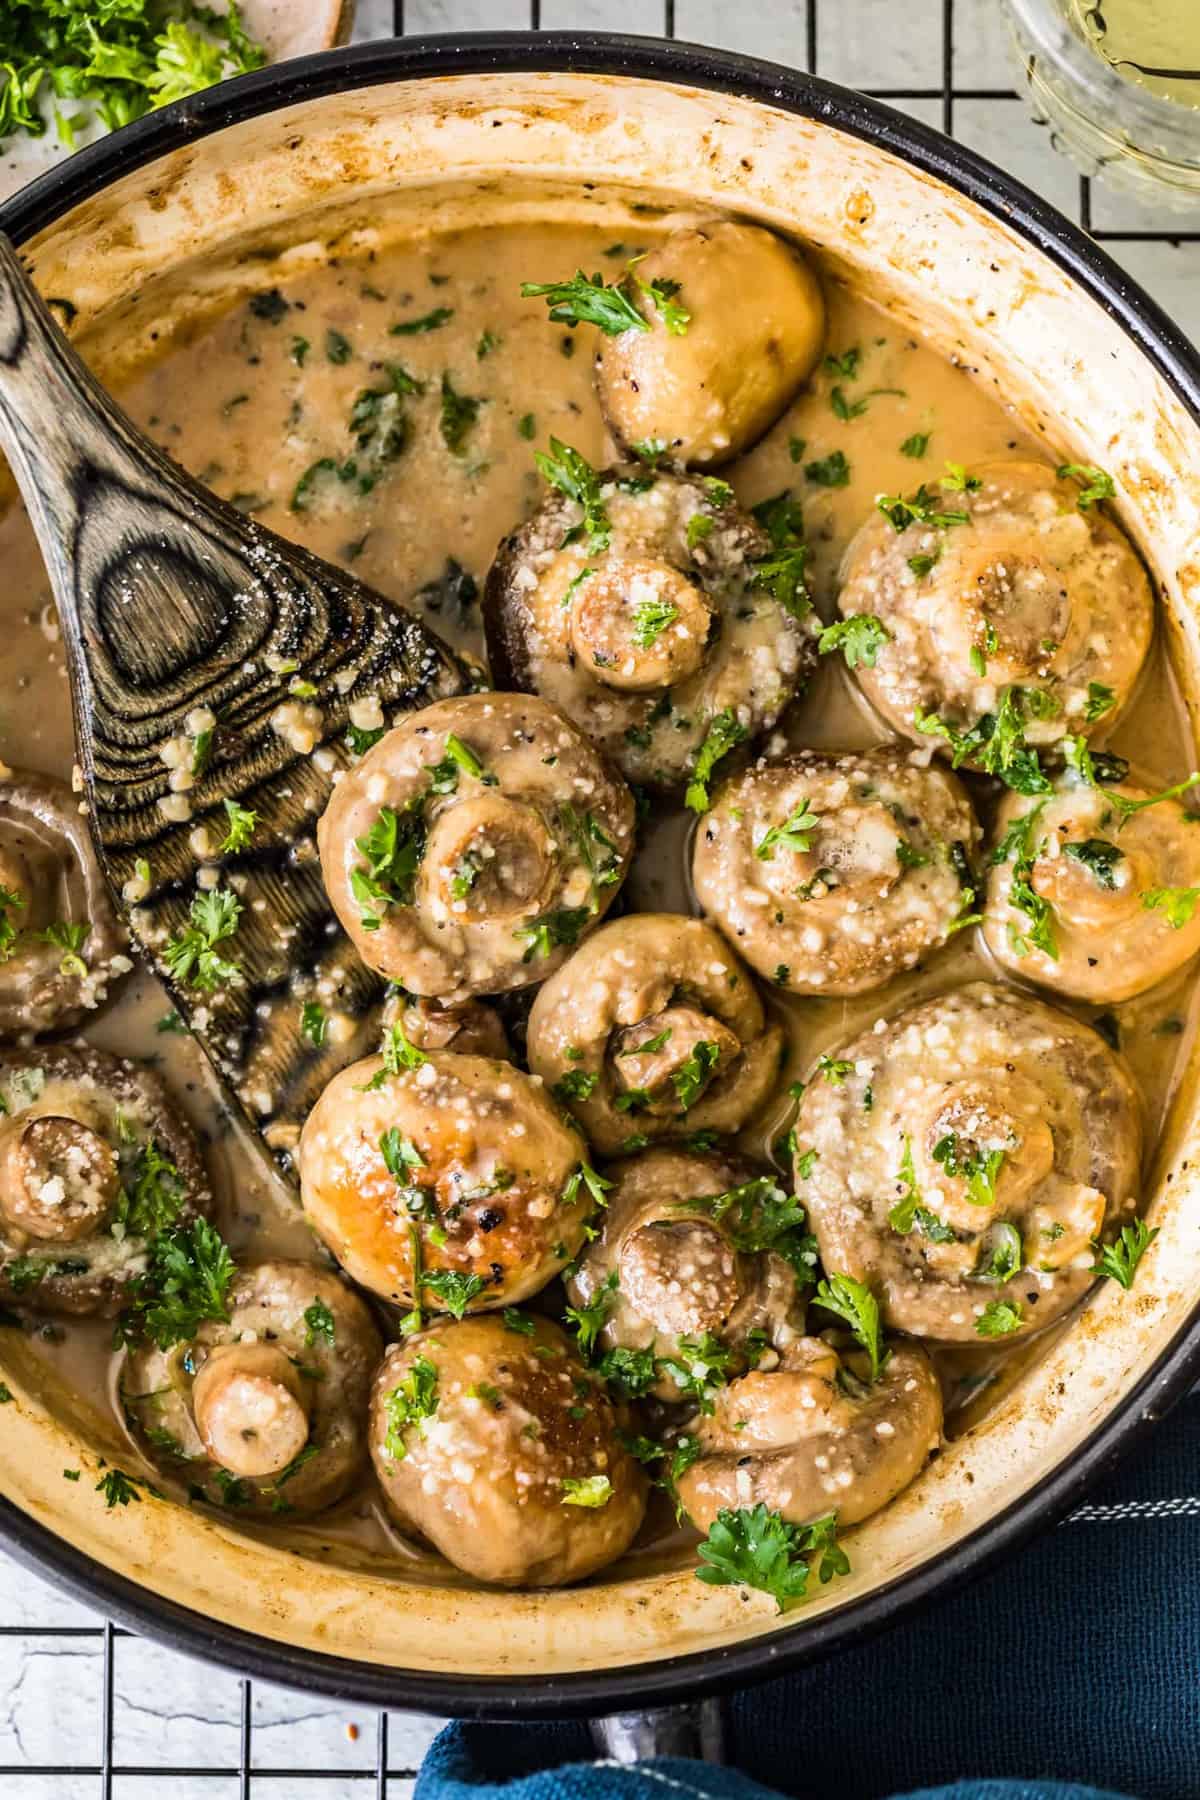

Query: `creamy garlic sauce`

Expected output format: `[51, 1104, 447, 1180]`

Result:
[0, 217, 1195, 1574]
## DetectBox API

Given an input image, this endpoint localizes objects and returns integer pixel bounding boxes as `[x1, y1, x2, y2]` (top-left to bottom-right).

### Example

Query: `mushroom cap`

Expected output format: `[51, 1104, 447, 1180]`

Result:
[676, 1338, 942, 1532]
[317, 692, 635, 1001]
[796, 982, 1143, 1342]
[526, 914, 785, 1155]
[565, 1146, 805, 1403]
[836, 460, 1153, 758]
[369, 1312, 647, 1586]
[0, 1044, 212, 1314]
[484, 467, 817, 792]
[0, 769, 129, 1039]
[984, 773, 1200, 1003]
[693, 747, 981, 995]
[122, 1260, 381, 1518]
[594, 222, 826, 467]
[298, 1050, 591, 1311]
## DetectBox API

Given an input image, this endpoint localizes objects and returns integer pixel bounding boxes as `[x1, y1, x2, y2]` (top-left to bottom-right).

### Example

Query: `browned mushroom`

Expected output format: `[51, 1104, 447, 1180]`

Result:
[0, 1044, 212, 1314]
[835, 461, 1153, 776]
[122, 1261, 381, 1516]
[589, 222, 826, 467]
[298, 1045, 595, 1315]
[0, 769, 129, 1038]
[527, 915, 785, 1155]
[795, 983, 1143, 1343]
[369, 1312, 647, 1586]
[565, 1147, 809, 1404]
[382, 990, 510, 1060]
[984, 768, 1200, 1003]
[484, 460, 817, 793]
[317, 693, 635, 1001]
[676, 1337, 942, 1533]
[693, 747, 981, 994]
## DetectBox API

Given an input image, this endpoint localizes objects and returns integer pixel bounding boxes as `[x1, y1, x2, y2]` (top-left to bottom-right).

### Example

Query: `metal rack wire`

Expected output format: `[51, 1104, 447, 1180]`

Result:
[3, 1, 1198, 1793]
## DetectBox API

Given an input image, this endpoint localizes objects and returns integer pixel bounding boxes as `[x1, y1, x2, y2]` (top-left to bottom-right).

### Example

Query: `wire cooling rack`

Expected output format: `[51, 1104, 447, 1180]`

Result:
[3, 2, 1199, 1794]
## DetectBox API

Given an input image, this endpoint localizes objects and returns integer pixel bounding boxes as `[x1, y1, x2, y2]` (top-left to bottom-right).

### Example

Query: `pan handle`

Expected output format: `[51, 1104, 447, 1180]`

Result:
[589, 1697, 727, 1763]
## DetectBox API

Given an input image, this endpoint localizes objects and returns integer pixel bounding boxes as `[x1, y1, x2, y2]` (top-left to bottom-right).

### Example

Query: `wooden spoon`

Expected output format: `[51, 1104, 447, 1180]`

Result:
[0, 233, 467, 1172]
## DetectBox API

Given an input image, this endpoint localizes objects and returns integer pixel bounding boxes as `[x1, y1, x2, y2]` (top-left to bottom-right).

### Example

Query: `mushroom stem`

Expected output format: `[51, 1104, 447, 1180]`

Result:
[0, 1112, 119, 1242]
[192, 1342, 313, 1480]
[422, 794, 556, 923]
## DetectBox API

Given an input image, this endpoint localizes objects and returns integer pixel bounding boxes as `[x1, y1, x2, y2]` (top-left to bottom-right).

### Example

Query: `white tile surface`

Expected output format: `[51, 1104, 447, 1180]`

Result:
[3, 2, 1200, 1795]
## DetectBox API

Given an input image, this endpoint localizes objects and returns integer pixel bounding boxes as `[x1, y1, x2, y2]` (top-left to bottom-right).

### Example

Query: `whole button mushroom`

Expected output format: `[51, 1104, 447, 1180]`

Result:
[0, 1044, 212, 1314]
[693, 747, 981, 995]
[0, 769, 129, 1038]
[984, 769, 1200, 1003]
[298, 1041, 596, 1316]
[584, 222, 825, 467]
[795, 983, 1144, 1344]
[318, 693, 635, 1000]
[369, 1312, 647, 1586]
[526, 914, 786, 1155]
[122, 1261, 381, 1516]
[835, 461, 1153, 775]
[484, 459, 817, 794]
[565, 1147, 808, 1405]
[675, 1335, 942, 1534]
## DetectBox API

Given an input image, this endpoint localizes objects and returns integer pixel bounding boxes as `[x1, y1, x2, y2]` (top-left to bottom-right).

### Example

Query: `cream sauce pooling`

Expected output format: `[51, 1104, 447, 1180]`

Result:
[0, 218, 1194, 1574]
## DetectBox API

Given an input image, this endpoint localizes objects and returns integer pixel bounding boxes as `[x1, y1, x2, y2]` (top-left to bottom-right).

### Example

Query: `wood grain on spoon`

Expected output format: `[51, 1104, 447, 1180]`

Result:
[0, 232, 466, 1174]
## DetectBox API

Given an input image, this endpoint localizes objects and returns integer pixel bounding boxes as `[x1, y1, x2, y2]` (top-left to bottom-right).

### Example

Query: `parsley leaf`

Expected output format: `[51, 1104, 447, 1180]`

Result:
[514, 906, 592, 963]
[632, 597, 679, 646]
[439, 372, 483, 455]
[1063, 838, 1124, 889]
[219, 798, 257, 854]
[115, 1218, 235, 1351]
[672, 1040, 721, 1111]
[421, 1269, 488, 1319]
[535, 438, 612, 554]
[561, 1474, 613, 1507]
[383, 1355, 439, 1458]
[756, 797, 820, 860]
[696, 1504, 849, 1611]
[163, 888, 242, 992]
[813, 1274, 885, 1381]
[976, 1298, 1023, 1338]
[304, 1300, 336, 1346]
[685, 709, 749, 814]
[932, 1132, 1007, 1207]
[1092, 1219, 1158, 1289]
[520, 269, 648, 335]
[1142, 886, 1200, 929]
[1057, 462, 1115, 509]
[818, 614, 890, 669]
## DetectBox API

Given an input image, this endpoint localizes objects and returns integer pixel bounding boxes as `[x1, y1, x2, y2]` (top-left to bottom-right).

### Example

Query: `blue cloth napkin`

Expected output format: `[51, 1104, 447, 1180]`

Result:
[416, 1394, 1200, 1800]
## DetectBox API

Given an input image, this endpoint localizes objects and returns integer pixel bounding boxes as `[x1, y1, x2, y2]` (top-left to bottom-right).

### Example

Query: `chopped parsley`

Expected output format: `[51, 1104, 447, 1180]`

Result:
[900, 432, 930, 458]
[804, 449, 851, 488]
[514, 906, 592, 963]
[383, 1355, 439, 1458]
[219, 798, 257, 854]
[561, 1474, 613, 1508]
[351, 805, 425, 927]
[1057, 462, 1115, 509]
[672, 1040, 721, 1111]
[552, 1069, 600, 1104]
[975, 1298, 1023, 1338]
[163, 888, 243, 992]
[1142, 886, 1200, 929]
[818, 614, 889, 669]
[389, 307, 453, 335]
[565, 1270, 618, 1358]
[755, 797, 820, 860]
[876, 482, 970, 532]
[439, 372, 483, 455]
[37, 920, 88, 978]
[421, 1269, 488, 1319]
[96, 1469, 148, 1510]
[535, 438, 612, 553]
[932, 1132, 1007, 1208]
[112, 1136, 186, 1242]
[520, 269, 648, 335]
[115, 1219, 235, 1351]
[1084, 681, 1116, 723]
[1063, 838, 1124, 889]
[1092, 1219, 1158, 1289]
[685, 709, 749, 814]
[304, 1300, 336, 1347]
[916, 686, 1052, 796]
[696, 1504, 849, 1611]
[813, 1274, 885, 1380]
[632, 597, 679, 646]
[299, 1001, 327, 1048]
